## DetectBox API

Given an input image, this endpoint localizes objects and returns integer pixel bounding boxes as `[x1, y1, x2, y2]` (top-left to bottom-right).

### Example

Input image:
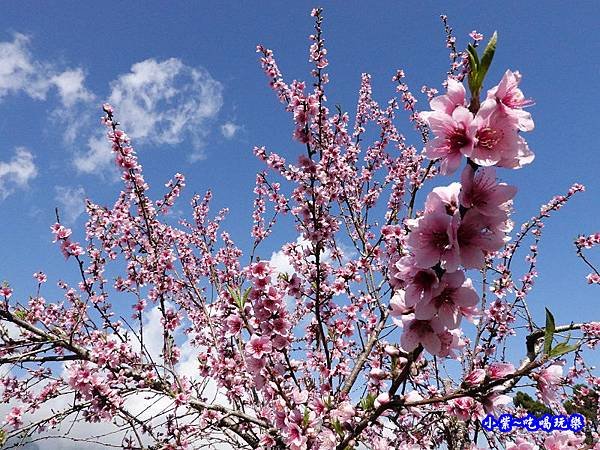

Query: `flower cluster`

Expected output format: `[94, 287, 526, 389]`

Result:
[240, 261, 292, 389]
[421, 70, 534, 175]
[388, 69, 534, 357]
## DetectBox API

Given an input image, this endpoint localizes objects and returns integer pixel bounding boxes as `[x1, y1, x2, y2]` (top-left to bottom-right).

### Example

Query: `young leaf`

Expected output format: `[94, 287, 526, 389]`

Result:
[242, 286, 251, 308]
[359, 393, 376, 411]
[227, 286, 243, 309]
[332, 419, 344, 437]
[544, 308, 556, 355]
[477, 31, 498, 87]
[467, 43, 480, 95]
[549, 342, 579, 358]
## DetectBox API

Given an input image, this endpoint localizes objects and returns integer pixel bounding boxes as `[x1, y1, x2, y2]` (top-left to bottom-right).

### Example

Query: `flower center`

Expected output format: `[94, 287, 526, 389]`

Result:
[432, 231, 450, 250]
[476, 127, 503, 150]
[447, 127, 470, 150]
[434, 288, 455, 308]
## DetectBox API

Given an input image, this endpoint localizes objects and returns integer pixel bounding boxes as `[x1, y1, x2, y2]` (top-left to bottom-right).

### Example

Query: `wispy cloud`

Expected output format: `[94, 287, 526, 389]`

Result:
[220, 121, 240, 139]
[108, 58, 223, 158]
[0, 33, 226, 180]
[73, 135, 113, 175]
[54, 185, 86, 224]
[0, 33, 93, 108]
[73, 58, 224, 173]
[0, 147, 37, 200]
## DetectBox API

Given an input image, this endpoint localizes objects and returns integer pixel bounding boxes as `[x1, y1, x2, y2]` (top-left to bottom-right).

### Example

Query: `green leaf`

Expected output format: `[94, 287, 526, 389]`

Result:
[226, 286, 239, 303]
[14, 309, 27, 320]
[242, 287, 251, 308]
[359, 393, 376, 411]
[0, 428, 6, 446]
[549, 342, 579, 358]
[227, 286, 248, 310]
[303, 407, 310, 427]
[477, 31, 497, 87]
[467, 43, 480, 70]
[466, 44, 480, 95]
[544, 308, 556, 355]
[332, 419, 344, 437]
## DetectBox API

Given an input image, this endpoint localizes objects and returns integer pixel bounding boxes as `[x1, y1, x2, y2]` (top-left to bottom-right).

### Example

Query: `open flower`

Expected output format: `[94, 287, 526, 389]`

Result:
[543, 431, 585, 450]
[400, 314, 446, 355]
[421, 78, 467, 118]
[487, 361, 515, 379]
[487, 69, 534, 132]
[423, 106, 474, 175]
[457, 209, 508, 269]
[536, 363, 563, 405]
[414, 270, 479, 329]
[406, 212, 460, 272]
[425, 182, 462, 216]
[460, 165, 517, 217]
[245, 334, 272, 359]
[394, 255, 439, 307]
[466, 103, 534, 169]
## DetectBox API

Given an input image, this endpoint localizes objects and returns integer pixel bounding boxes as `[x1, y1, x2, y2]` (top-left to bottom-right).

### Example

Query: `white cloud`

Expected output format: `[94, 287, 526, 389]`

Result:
[269, 237, 333, 277]
[73, 135, 113, 174]
[0, 34, 225, 175]
[0, 33, 93, 108]
[220, 121, 239, 139]
[0, 33, 48, 101]
[54, 185, 86, 224]
[73, 58, 224, 173]
[0, 147, 37, 199]
[108, 58, 223, 153]
[51, 69, 94, 108]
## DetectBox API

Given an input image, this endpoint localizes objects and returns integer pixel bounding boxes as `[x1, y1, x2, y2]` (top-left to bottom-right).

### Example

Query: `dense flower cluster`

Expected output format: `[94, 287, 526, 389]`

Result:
[391, 72, 523, 357]
[421, 70, 534, 174]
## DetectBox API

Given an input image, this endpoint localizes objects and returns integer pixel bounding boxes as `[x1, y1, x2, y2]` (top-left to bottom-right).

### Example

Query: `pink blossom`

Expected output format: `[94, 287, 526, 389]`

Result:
[447, 396, 477, 420]
[421, 78, 467, 118]
[423, 106, 474, 175]
[32, 271, 47, 283]
[414, 271, 478, 329]
[457, 209, 508, 269]
[369, 368, 386, 380]
[50, 223, 72, 241]
[481, 389, 511, 417]
[331, 401, 355, 423]
[1, 286, 12, 299]
[390, 290, 413, 316]
[394, 256, 439, 307]
[543, 431, 585, 450]
[464, 368, 486, 386]
[487, 362, 515, 379]
[438, 328, 465, 358]
[400, 314, 446, 355]
[425, 182, 462, 216]
[536, 363, 563, 405]
[487, 69, 534, 132]
[465, 102, 535, 169]
[374, 392, 390, 408]
[506, 437, 539, 450]
[406, 212, 460, 272]
[469, 30, 484, 42]
[287, 422, 307, 450]
[245, 334, 272, 359]
[460, 165, 517, 217]
[5, 406, 23, 429]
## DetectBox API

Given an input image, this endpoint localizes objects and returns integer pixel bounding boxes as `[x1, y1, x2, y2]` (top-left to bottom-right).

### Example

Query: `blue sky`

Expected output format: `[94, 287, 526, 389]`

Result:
[0, 0, 599, 368]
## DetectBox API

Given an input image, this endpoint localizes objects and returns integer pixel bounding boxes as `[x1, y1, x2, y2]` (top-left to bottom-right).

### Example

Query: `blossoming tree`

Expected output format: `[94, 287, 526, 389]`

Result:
[1, 9, 599, 450]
